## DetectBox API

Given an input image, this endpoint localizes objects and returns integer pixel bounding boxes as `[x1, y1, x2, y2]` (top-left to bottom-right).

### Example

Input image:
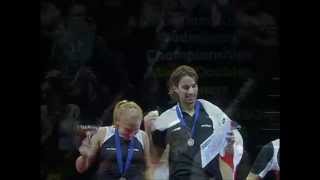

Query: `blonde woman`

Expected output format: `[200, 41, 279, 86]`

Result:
[76, 100, 152, 180]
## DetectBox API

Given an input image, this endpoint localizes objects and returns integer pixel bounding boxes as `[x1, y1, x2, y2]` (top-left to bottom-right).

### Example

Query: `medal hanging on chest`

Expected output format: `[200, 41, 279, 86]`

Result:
[187, 138, 195, 146]
[176, 101, 201, 147]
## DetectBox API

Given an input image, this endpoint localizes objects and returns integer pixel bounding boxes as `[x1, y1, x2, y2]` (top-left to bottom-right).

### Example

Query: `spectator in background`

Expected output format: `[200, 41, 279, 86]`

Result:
[140, 0, 163, 28]
[236, 0, 279, 81]
[40, 74, 81, 180]
[43, 2, 130, 126]
[48, 2, 96, 79]
[40, 1, 64, 81]
[40, 1, 63, 38]
[236, 0, 278, 48]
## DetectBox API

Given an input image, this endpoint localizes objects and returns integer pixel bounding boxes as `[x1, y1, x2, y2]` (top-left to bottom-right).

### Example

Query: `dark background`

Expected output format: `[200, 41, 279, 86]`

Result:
[40, 0, 280, 179]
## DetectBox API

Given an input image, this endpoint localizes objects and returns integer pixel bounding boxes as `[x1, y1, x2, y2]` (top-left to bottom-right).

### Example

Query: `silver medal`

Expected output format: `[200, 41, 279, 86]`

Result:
[187, 138, 194, 146]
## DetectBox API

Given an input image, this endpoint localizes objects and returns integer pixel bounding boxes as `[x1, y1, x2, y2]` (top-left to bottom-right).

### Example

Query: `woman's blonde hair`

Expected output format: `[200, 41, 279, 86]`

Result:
[112, 100, 143, 125]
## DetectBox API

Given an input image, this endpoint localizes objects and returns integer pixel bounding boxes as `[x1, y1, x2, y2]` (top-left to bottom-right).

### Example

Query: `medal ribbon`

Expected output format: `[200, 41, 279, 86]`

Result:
[176, 100, 201, 139]
[115, 128, 135, 177]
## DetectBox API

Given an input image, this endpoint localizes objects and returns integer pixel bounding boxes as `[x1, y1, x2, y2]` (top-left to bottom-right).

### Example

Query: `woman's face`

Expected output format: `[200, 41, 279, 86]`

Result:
[174, 75, 198, 106]
[117, 108, 142, 140]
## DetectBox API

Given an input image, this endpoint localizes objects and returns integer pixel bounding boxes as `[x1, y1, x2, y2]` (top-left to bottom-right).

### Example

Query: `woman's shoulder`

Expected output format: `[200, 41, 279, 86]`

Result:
[136, 129, 149, 149]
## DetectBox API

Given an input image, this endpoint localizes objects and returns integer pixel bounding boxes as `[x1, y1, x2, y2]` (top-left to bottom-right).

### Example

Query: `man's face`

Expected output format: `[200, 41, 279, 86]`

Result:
[174, 75, 198, 106]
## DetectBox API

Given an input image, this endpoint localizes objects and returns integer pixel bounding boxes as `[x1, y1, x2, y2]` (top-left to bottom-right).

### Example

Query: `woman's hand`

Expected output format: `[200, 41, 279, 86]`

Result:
[76, 127, 102, 173]
[143, 110, 159, 133]
[78, 136, 90, 156]
[78, 131, 95, 157]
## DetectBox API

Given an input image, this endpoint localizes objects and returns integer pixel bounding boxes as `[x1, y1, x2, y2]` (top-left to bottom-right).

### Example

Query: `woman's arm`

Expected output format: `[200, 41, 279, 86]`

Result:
[75, 127, 105, 173]
[142, 130, 153, 180]
[143, 111, 166, 163]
